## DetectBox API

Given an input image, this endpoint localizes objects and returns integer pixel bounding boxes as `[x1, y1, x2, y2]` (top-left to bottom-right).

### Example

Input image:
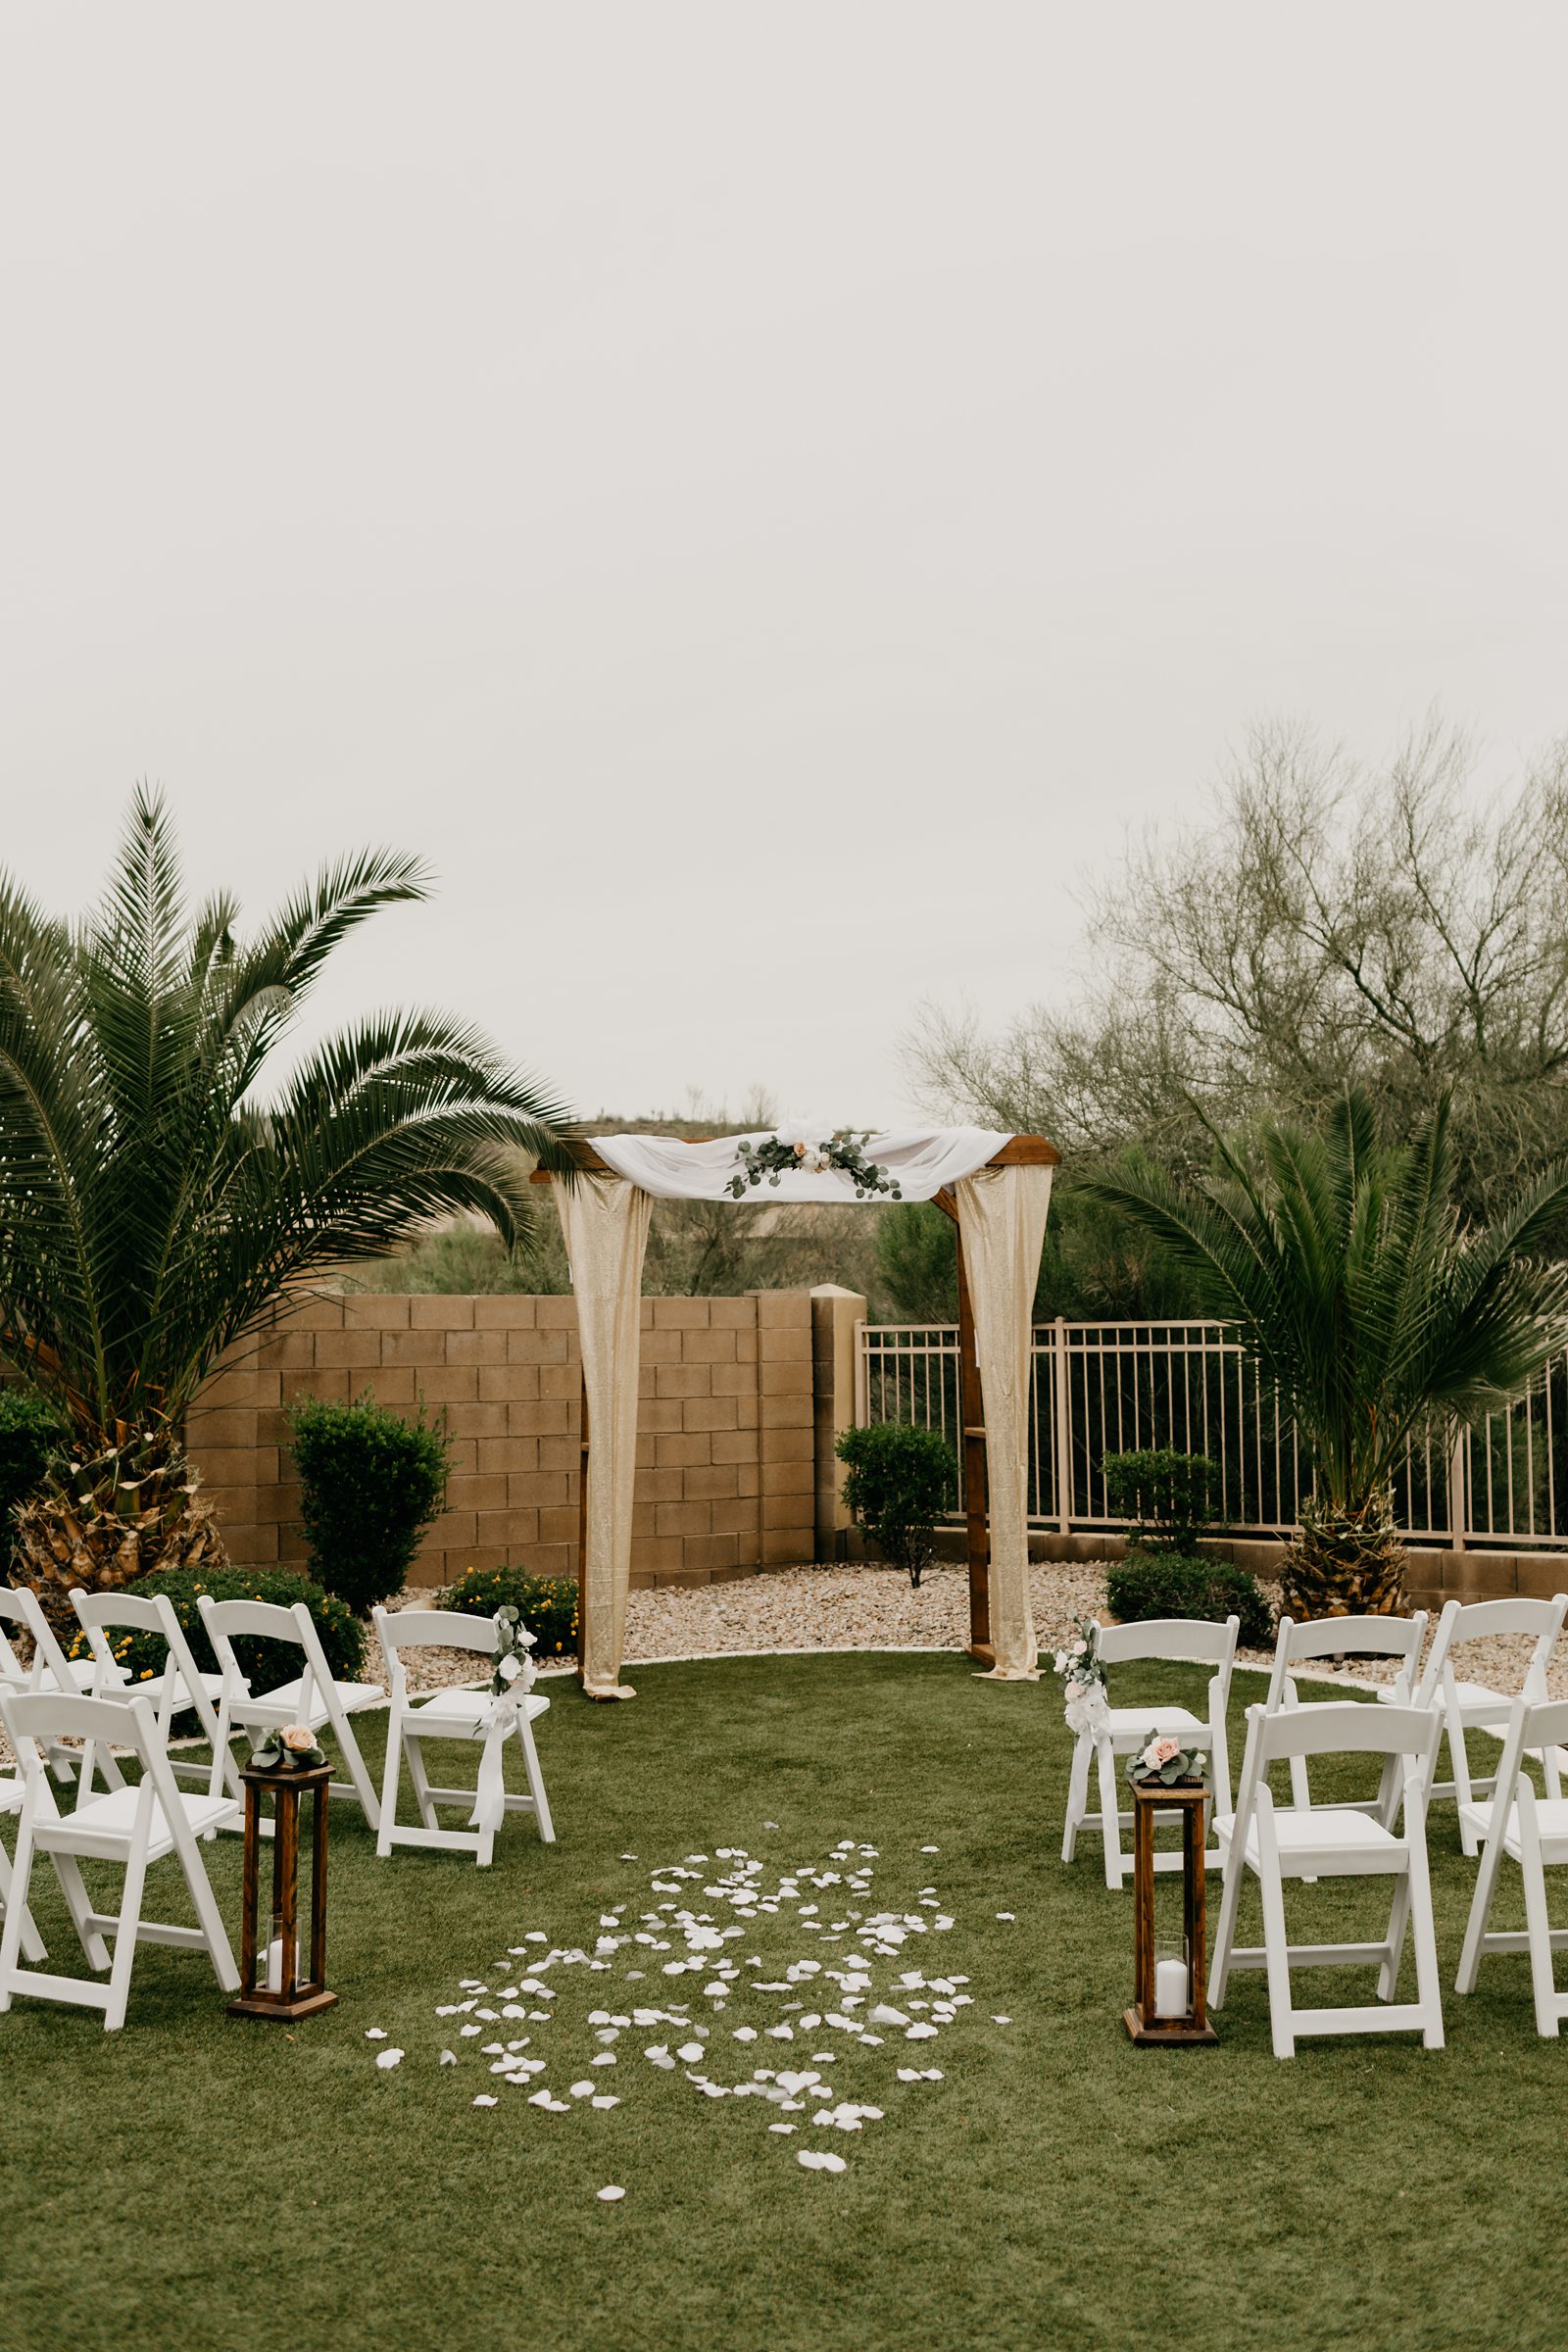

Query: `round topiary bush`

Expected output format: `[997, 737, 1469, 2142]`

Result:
[437, 1565, 579, 1660]
[835, 1420, 956, 1589]
[65, 1565, 367, 1693]
[286, 1391, 451, 1615]
[1104, 1547, 1274, 1648]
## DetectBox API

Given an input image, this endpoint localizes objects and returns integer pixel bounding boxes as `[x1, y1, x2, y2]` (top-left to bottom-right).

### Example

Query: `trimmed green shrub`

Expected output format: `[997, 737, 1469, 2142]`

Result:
[438, 1565, 579, 1659]
[0, 1388, 66, 1556]
[1102, 1447, 1218, 1553]
[1105, 1548, 1273, 1648]
[835, 1420, 956, 1590]
[65, 1565, 366, 1694]
[286, 1392, 450, 1614]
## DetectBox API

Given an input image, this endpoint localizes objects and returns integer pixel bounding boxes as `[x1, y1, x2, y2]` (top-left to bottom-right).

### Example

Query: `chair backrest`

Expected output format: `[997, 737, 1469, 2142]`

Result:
[2, 1686, 188, 1840]
[2, 1686, 170, 1799]
[197, 1593, 334, 1715]
[1094, 1615, 1240, 1668]
[0, 1584, 84, 1694]
[373, 1606, 500, 1670]
[1231, 1698, 1442, 1841]
[1417, 1593, 1568, 1706]
[0, 1591, 32, 1685]
[72, 1589, 212, 1730]
[1267, 1612, 1428, 1712]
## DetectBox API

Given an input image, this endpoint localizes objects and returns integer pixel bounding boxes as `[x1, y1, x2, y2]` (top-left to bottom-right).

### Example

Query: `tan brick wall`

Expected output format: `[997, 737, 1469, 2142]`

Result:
[187, 1289, 819, 1592]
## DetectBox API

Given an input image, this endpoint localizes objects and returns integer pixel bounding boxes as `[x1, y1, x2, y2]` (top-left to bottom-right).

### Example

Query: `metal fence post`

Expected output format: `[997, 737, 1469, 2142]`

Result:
[1446, 1420, 1468, 1553]
[1053, 1315, 1072, 1535]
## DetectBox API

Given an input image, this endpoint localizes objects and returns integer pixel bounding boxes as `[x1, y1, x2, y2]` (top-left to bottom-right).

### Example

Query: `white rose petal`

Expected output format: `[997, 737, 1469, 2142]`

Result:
[597, 2185, 626, 2202]
[439, 2050, 458, 2066]
[992, 2015, 1013, 2026]
[472, 2095, 498, 2108]
[375, 2047, 405, 2070]
[797, 2150, 848, 2173]
[570, 2081, 596, 2098]
[768, 2123, 797, 2134]
[591, 2095, 620, 2110]
[365, 2027, 387, 2040]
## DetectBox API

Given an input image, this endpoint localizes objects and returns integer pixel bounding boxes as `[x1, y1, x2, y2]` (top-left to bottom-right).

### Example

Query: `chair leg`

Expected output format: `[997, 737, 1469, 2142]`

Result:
[50, 1850, 112, 1971]
[1096, 1740, 1124, 1889]
[1061, 1734, 1091, 1864]
[1456, 1788, 1512, 1995]
[0, 1809, 38, 2005]
[1404, 1829, 1445, 2050]
[323, 1702, 381, 1831]
[0, 1837, 46, 1965]
[517, 1719, 556, 1844]
[1518, 1798, 1561, 2038]
[172, 1824, 241, 1994]
[1209, 1836, 1246, 2009]
[404, 1734, 440, 1832]
[1253, 1798, 1295, 2058]
[1378, 1875, 1411, 2002]
[376, 1709, 404, 1858]
[1449, 1718, 1480, 1854]
[103, 1815, 152, 2032]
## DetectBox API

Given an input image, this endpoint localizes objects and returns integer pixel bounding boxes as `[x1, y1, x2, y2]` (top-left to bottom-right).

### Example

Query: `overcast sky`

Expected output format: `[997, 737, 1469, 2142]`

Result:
[4, 4, 1566, 1132]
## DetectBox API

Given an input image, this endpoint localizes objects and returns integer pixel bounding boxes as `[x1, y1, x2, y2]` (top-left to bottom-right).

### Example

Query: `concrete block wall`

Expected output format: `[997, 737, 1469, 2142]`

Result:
[187, 1288, 819, 1593]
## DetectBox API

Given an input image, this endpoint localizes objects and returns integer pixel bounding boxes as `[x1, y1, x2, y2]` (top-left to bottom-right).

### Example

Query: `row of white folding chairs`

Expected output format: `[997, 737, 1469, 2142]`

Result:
[1060, 1594, 1568, 2054]
[1, 1584, 556, 1853]
[1062, 1593, 1568, 1890]
[0, 1592, 557, 2030]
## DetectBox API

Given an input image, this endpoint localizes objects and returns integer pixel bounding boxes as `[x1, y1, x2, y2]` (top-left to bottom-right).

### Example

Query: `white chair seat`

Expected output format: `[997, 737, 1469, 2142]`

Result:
[57, 1785, 237, 1856]
[1460, 1794, 1568, 1862]
[1241, 1807, 1403, 1872]
[1102, 1704, 1207, 1744]
[135, 1667, 225, 1709]
[0, 1775, 24, 1815]
[406, 1688, 551, 1733]
[245, 1676, 385, 1723]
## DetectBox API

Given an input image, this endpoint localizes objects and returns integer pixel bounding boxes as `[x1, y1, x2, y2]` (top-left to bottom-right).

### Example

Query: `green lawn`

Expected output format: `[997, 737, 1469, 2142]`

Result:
[4, 1651, 1564, 2352]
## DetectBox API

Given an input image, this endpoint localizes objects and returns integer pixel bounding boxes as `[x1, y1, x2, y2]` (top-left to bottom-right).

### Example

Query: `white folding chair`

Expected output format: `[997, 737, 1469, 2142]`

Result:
[0, 1690, 239, 2030]
[1211, 1700, 1445, 2059]
[71, 1590, 228, 1793]
[1059, 1615, 1239, 1889]
[1262, 1612, 1428, 1832]
[198, 1595, 383, 1826]
[1391, 1594, 1567, 1854]
[1455, 1694, 1568, 2036]
[372, 1607, 555, 1865]
[0, 1587, 124, 1789]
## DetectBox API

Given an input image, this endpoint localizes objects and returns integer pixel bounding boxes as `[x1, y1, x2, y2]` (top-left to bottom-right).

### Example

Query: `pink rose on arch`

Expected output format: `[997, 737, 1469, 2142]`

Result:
[1142, 1736, 1181, 1770]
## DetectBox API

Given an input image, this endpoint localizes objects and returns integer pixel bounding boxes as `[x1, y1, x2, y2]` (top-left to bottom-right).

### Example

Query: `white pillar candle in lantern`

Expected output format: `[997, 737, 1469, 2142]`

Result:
[1153, 1956, 1190, 2018]
[266, 1936, 300, 1993]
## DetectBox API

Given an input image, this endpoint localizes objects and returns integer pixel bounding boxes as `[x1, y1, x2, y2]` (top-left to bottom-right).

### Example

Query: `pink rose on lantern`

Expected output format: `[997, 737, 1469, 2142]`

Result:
[281, 1725, 316, 1753]
[1142, 1736, 1181, 1770]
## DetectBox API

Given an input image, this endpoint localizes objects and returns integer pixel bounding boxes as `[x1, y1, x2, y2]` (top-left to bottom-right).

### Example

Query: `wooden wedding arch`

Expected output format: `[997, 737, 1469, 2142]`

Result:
[532, 1132, 1060, 1679]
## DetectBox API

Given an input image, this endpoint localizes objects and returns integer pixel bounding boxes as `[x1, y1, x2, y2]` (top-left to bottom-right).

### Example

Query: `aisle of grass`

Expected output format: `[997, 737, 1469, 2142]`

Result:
[3, 1651, 1564, 2352]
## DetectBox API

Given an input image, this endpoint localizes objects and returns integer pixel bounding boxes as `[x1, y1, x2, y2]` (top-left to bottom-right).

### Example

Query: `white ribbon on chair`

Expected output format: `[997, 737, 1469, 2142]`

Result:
[468, 1616, 539, 1836]
[469, 1702, 519, 1838]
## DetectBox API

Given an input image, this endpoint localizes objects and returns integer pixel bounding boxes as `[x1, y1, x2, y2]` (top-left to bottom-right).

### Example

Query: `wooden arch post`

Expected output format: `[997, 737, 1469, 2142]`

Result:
[533, 1133, 1058, 1687]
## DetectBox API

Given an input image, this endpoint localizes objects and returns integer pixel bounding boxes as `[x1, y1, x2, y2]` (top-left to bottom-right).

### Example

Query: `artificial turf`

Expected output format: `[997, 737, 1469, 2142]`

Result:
[3, 1649, 1566, 2352]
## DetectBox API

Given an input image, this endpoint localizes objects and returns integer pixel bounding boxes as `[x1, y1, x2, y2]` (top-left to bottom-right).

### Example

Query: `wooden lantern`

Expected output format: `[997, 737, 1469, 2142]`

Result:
[227, 1755, 337, 2022]
[1124, 1778, 1218, 2046]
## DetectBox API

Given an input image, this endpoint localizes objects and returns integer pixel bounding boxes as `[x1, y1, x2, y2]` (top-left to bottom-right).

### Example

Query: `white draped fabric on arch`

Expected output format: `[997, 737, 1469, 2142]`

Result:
[538, 1127, 1058, 1699]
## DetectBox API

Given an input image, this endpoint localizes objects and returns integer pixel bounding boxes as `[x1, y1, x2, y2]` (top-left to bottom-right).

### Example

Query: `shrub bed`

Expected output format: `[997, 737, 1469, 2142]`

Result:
[1104, 1547, 1274, 1648]
[437, 1565, 579, 1660]
[66, 1566, 366, 1694]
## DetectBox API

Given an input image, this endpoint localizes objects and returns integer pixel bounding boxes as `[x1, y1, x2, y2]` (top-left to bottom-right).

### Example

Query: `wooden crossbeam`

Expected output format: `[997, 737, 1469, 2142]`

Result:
[528, 1133, 1059, 1182]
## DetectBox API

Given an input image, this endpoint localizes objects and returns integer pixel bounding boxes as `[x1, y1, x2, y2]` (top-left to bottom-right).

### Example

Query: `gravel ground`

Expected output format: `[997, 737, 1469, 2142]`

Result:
[5, 1563, 1562, 1770]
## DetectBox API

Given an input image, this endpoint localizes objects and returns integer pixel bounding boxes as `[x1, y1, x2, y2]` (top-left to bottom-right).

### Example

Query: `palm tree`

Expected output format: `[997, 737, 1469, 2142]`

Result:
[1082, 1092, 1568, 1615]
[0, 788, 574, 1614]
